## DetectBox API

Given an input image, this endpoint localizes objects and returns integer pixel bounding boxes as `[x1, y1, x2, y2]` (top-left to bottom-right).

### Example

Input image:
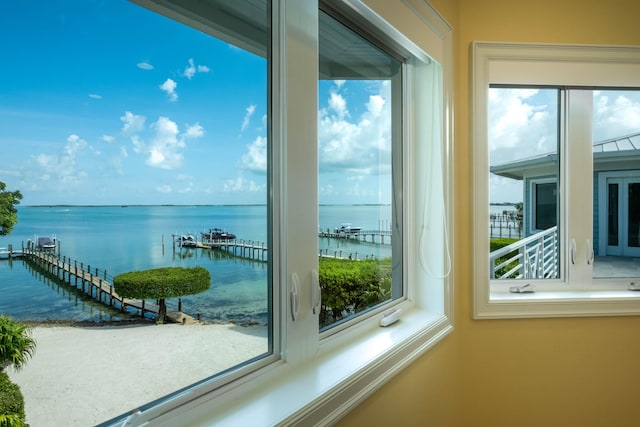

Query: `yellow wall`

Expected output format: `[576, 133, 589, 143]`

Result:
[340, 1, 640, 426]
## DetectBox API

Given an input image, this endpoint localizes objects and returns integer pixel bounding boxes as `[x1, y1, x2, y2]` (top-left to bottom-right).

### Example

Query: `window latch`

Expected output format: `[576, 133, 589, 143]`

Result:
[629, 282, 640, 291]
[510, 283, 534, 293]
[290, 273, 300, 321]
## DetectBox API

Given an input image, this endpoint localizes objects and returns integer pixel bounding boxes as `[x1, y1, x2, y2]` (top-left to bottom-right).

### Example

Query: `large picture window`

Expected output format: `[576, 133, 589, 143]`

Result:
[1, 1, 453, 425]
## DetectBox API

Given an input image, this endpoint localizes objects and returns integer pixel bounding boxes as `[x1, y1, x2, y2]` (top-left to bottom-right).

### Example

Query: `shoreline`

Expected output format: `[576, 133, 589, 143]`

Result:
[7, 323, 269, 426]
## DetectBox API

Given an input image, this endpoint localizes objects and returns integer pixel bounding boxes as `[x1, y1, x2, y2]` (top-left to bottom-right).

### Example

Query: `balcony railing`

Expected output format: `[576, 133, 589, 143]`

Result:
[490, 226, 559, 279]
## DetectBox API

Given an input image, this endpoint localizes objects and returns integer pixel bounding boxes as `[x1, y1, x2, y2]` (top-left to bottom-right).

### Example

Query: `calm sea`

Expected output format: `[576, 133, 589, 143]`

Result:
[0, 205, 391, 324]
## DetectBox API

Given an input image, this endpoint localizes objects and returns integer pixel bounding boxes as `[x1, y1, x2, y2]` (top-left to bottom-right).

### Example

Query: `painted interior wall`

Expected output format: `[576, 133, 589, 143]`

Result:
[338, 1, 640, 426]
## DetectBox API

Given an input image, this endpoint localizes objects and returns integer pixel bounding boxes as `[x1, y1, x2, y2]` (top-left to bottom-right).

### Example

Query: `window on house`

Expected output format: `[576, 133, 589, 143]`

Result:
[474, 43, 640, 318]
[534, 182, 557, 230]
[2, 1, 453, 425]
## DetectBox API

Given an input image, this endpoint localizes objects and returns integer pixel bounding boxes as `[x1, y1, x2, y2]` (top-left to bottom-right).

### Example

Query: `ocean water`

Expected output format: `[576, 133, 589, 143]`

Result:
[0, 205, 391, 324]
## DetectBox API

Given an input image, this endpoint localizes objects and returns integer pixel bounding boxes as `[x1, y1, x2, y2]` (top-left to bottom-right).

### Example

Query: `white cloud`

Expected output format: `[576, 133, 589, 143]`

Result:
[240, 136, 267, 173]
[593, 91, 640, 141]
[488, 88, 555, 166]
[160, 78, 178, 101]
[120, 111, 146, 134]
[125, 115, 205, 170]
[318, 80, 391, 175]
[101, 135, 114, 143]
[241, 104, 256, 132]
[223, 171, 263, 192]
[156, 185, 172, 193]
[137, 62, 154, 70]
[88, 93, 102, 99]
[183, 58, 210, 79]
[184, 123, 204, 139]
[32, 134, 89, 184]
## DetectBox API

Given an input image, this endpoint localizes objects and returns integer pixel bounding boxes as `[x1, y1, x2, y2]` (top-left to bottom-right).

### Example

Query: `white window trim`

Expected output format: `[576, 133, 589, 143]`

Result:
[473, 42, 640, 319]
[104, 1, 454, 425]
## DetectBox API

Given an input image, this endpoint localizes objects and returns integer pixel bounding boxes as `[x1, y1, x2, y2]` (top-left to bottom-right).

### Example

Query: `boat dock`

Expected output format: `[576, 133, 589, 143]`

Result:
[173, 232, 388, 262]
[318, 229, 392, 244]
[0, 245, 23, 259]
[173, 235, 269, 262]
[22, 241, 197, 324]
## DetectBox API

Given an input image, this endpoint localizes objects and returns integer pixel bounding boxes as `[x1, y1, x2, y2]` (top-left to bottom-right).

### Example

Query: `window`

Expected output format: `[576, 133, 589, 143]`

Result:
[473, 42, 640, 318]
[1, 1, 453, 425]
[533, 181, 557, 231]
[317, 9, 403, 332]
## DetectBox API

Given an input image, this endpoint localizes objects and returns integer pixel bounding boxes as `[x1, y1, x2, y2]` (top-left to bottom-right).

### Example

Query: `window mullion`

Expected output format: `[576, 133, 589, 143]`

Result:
[565, 89, 594, 286]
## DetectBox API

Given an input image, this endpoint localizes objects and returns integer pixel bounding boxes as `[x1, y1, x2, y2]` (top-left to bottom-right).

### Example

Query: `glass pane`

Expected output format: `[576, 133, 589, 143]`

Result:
[535, 183, 557, 230]
[0, 1, 271, 425]
[592, 90, 640, 278]
[318, 11, 402, 331]
[488, 88, 560, 280]
[608, 183, 619, 246]
[628, 183, 640, 248]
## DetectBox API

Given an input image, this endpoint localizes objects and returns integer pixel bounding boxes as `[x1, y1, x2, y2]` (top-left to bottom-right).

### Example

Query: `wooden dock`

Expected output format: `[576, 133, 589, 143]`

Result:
[23, 242, 197, 324]
[174, 235, 269, 262]
[0, 245, 23, 259]
[318, 229, 392, 245]
[174, 232, 391, 262]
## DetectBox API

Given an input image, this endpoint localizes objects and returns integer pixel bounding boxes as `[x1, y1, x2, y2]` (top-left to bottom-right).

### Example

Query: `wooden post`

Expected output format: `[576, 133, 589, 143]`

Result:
[178, 298, 182, 312]
[8, 244, 12, 260]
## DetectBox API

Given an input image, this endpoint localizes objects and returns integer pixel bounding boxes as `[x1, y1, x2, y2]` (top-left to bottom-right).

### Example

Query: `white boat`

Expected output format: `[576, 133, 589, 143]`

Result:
[334, 223, 362, 235]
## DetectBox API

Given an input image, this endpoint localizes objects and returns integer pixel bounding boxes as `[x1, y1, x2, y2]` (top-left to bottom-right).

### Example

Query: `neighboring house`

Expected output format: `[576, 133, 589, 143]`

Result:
[491, 131, 640, 258]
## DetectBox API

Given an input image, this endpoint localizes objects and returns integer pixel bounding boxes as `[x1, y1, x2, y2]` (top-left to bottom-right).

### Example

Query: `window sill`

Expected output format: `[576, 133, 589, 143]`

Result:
[151, 307, 452, 426]
[476, 287, 640, 319]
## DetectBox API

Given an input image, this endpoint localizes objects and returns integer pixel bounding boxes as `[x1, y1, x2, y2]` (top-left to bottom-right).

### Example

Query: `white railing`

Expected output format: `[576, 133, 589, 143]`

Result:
[490, 226, 558, 279]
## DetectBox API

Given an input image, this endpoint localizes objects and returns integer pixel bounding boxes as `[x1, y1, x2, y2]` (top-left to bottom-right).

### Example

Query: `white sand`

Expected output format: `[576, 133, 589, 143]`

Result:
[7, 323, 268, 426]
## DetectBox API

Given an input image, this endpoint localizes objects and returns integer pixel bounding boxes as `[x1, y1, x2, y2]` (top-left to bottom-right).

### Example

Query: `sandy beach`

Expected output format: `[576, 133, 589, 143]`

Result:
[7, 323, 269, 426]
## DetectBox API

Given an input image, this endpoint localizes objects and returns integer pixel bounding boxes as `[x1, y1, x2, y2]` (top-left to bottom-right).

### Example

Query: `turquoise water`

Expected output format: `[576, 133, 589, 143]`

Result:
[0, 205, 391, 324]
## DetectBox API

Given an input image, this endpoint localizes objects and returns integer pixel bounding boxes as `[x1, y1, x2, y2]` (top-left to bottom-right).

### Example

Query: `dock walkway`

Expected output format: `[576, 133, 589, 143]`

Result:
[23, 243, 196, 324]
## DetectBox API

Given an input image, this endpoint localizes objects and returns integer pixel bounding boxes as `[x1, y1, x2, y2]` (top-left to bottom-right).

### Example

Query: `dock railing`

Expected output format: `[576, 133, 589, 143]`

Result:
[490, 226, 558, 279]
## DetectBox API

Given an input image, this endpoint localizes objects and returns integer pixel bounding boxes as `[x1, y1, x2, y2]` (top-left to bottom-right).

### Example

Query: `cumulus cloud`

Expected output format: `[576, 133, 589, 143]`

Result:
[183, 58, 210, 79]
[318, 80, 391, 175]
[488, 88, 556, 166]
[223, 171, 263, 192]
[593, 91, 640, 141]
[33, 134, 89, 184]
[240, 136, 267, 173]
[241, 104, 256, 132]
[120, 111, 146, 135]
[122, 113, 205, 170]
[160, 78, 178, 101]
[137, 62, 154, 70]
[101, 135, 115, 143]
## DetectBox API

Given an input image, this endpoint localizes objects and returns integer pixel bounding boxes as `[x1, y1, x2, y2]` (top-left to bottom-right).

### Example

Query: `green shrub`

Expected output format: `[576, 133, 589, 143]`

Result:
[114, 267, 210, 323]
[0, 372, 25, 426]
[318, 258, 392, 328]
[490, 238, 520, 278]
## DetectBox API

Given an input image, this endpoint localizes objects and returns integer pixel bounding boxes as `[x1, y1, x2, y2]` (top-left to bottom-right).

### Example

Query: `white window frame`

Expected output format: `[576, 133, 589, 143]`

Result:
[473, 42, 640, 319]
[105, 1, 454, 425]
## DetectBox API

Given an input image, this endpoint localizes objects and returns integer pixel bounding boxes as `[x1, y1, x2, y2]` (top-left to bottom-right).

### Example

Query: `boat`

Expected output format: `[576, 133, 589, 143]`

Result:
[178, 234, 198, 247]
[37, 236, 56, 250]
[334, 223, 362, 235]
[201, 228, 236, 241]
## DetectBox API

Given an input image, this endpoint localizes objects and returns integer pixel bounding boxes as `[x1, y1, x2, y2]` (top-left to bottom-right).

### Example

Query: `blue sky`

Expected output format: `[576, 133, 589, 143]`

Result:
[1, 1, 393, 206]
